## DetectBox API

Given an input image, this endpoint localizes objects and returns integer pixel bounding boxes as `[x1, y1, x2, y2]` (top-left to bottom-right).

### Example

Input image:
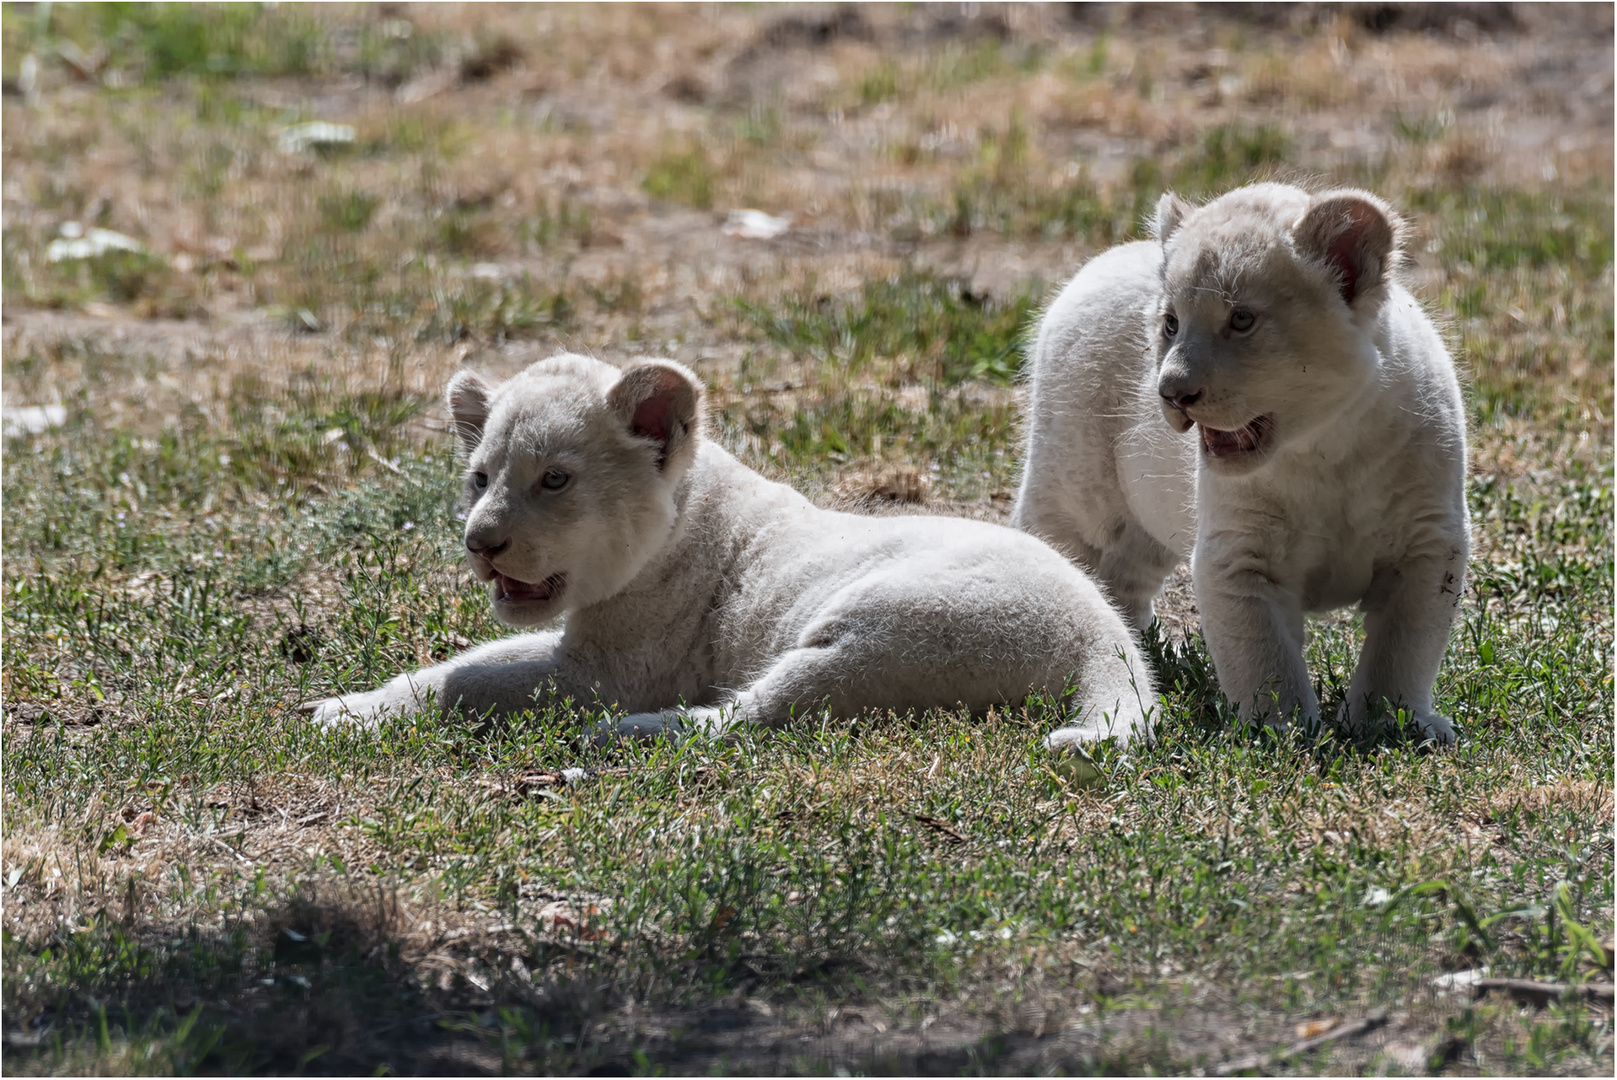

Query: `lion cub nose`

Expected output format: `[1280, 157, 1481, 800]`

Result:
[1158, 382, 1204, 411]
[466, 536, 510, 559]
[1157, 367, 1209, 409]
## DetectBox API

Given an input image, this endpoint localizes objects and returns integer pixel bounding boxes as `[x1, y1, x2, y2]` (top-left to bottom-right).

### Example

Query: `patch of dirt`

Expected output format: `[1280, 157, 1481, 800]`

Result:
[607, 992, 1477, 1076]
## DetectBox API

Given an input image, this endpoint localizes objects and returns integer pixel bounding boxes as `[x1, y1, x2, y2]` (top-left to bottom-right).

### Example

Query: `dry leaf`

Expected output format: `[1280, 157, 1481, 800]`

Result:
[537, 899, 611, 941]
[1294, 1017, 1339, 1039]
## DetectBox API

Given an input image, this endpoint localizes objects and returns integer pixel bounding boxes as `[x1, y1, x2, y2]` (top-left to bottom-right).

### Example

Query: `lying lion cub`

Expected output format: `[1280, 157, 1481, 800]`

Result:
[1013, 183, 1468, 743]
[310, 353, 1153, 753]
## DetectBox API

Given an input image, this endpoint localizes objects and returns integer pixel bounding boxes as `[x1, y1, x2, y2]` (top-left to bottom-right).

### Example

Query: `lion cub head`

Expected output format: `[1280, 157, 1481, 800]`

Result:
[1150, 182, 1405, 474]
[445, 354, 704, 626]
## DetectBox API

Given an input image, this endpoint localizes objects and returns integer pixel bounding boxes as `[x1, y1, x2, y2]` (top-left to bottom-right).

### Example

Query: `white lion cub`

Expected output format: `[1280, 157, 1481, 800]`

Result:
[1013, 183, 1468, 743]
[310, 353, 1153, 754]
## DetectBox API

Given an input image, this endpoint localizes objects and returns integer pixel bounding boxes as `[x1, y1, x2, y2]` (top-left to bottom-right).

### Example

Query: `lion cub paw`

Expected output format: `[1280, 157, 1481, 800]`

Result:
[1414, 711, 1457, 746]
[1044, 727, 1110, 791]
[303, 693, 384, 728]
[588, 710, 684, 746]
[301, 681, 419, 728]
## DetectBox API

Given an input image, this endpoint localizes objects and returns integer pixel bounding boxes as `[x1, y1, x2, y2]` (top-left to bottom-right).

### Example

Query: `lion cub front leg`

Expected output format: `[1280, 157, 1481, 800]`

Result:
[1194, 562, 1320, 730]
[309, 631, 569, 727]
[1343, 554, 1464, 744]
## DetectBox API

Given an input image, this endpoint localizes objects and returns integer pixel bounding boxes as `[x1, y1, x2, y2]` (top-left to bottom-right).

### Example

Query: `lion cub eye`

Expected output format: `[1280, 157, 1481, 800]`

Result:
[472, 471, 489, 490]
[539, 468, 570, 491]
[1163, 313, 1179, 338]
[1230, 308, 1256, 333]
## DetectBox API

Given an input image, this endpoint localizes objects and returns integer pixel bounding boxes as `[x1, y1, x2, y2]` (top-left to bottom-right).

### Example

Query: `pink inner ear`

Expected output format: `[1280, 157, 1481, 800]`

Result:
[618, 367, 693, 469]
[630, 393, 673, 445]
[1325, 233, 1360, 305]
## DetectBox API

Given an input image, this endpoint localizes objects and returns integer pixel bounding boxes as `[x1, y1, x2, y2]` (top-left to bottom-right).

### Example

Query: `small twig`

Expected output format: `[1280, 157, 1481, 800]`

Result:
[208, 835, 252, 864]
[913, 814, 967, 845]
[365, 445, 404, 475]
[480, 767, 623, 798]
[1215, 1009, 1390, 1076]
[1473, 978, 1615, 1006]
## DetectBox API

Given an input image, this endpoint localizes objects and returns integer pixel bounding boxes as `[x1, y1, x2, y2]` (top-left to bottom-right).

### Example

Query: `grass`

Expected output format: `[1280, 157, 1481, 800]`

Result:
[1, 235, 204, 319]
[877, 119, 1297, 245]
[848, 37, 1046, 111]
[735, 269, 1039, 386]
[642, 144, 720, 210]
[2, 441, 1610, 1070]
[1411, 185, 1615, 423]
[316, 189, 380, 234]
[2, 2, 445, 86]
[2, 4, 1613, 1075]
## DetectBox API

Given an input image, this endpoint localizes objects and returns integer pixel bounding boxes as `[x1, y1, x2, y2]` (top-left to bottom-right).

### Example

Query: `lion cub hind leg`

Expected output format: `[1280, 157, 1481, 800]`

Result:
[1041, 621, 1157, 761]
[1014, 485, 1175, 636]
[1091, 519, 1182, 634]
[1342, 554, 1464, 745]
[605, 607, 1154, 753]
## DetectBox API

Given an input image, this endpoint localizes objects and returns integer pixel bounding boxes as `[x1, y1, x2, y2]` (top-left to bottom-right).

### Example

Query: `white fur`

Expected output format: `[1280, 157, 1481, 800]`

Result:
[309, 353, 1154, 754]
[1013, 183, 1469, 743]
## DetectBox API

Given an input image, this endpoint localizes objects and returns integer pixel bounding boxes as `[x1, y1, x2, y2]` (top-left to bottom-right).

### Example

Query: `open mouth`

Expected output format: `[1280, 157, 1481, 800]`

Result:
[495, 572, 566, 605]
[1199, 415, 1273, 459]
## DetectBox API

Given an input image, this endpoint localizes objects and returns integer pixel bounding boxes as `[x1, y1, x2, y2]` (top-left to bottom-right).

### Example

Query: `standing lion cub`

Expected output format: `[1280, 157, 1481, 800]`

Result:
[1014, 183, 1468, 743]
[310, 353, 1153, 755]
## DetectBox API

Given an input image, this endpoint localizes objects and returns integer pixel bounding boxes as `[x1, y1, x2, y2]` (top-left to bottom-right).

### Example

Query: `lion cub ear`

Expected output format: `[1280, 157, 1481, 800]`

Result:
[446, 370, 494, 455]
[1151, 192, 1193, 246]
[1293, 190, 1402, 307]
[608, 361, 704, 474]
